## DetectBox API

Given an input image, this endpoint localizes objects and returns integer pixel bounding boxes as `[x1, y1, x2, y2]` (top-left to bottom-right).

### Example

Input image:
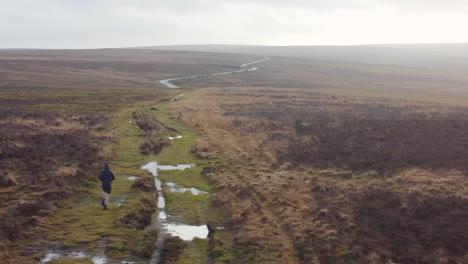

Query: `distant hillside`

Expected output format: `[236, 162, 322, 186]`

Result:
[136, 43, 468, 74]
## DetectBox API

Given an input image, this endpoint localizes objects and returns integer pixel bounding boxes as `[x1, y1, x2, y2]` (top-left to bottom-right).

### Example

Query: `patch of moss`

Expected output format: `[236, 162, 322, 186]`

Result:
[163, 188, 209, 225]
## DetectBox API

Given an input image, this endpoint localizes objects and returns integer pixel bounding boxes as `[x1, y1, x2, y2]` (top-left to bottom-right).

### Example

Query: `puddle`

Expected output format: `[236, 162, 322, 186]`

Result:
[156, 182, 165, 208]
[163, 223, 209, 241]
[40, 161, 205, 263]
[40, 238, 112, 264]
[168, 135, 183, 140]
[41, 250, 89, 263]
[92, 253, 107, 264]
[155, 179, 162, 191]
[142, 161, 195, 176]
[112, 195, 127, 207]
[158, 164, 195, 170]
[159, 211, 167, 220]
[166, 182, 207, 195]
[141, 161, 209, 263]
[142, 161, 158, 177]
[92, 239, 107, 264]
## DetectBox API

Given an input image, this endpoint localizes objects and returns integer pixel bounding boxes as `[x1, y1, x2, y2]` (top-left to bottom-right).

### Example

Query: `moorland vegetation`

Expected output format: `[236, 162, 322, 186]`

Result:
[171, 87, 468, 264]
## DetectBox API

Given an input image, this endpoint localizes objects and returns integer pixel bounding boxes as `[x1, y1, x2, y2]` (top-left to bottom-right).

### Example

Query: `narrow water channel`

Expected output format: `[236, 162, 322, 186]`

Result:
[159, 56, 271, 88]
[141, 161, 209, 264]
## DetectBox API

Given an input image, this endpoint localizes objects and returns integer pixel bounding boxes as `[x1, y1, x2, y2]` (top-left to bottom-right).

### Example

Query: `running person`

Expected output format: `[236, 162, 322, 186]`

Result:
[99, 163, 115, 210]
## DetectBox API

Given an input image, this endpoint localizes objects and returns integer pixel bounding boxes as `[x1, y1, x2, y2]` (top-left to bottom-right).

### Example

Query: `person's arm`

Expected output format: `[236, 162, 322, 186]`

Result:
[99, 172, 103, 181]
[111, 171, 115, 181]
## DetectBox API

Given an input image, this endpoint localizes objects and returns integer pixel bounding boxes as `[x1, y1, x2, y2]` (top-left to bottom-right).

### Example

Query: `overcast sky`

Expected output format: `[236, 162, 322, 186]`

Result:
[1, 0, 467, 48]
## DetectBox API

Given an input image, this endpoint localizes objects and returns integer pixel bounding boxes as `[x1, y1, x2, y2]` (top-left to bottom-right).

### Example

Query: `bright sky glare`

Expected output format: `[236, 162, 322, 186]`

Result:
[1, 0, 467, 48]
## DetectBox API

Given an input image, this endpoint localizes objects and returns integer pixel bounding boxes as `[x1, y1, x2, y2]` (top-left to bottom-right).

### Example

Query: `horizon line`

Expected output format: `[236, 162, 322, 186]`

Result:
[1, 41, 468, 50]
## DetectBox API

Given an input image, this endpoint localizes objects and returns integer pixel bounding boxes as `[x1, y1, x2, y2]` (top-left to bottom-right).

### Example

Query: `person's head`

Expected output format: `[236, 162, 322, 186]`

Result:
[104, 163, 110, 170]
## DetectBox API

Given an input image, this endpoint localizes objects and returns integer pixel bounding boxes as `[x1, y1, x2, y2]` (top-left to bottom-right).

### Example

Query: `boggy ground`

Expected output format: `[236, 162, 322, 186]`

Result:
[150, 103, 228, 264]
[0, 88, 223, 263]
[0, 49, 262, 263]
[0, 85, 180, 263]
[3, 48, 468, 263]
[170, 87, 468, 264]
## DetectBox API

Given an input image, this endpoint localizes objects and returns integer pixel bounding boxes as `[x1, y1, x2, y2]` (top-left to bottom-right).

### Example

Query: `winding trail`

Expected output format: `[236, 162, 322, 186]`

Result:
[142, 161, 208, 264]
[159, 56, 271, 88]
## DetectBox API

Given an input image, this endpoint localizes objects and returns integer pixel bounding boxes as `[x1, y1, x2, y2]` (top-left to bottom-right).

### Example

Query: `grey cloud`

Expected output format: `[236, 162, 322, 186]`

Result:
[228, 0, 468, 12]
[51, 0, 223, 14]
[1, 0, 467, 48]
[226, 0, 369, 10]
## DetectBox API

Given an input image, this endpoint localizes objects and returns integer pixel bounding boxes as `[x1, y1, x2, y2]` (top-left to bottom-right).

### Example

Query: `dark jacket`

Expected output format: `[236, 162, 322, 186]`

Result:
[99, 164, 115, 193]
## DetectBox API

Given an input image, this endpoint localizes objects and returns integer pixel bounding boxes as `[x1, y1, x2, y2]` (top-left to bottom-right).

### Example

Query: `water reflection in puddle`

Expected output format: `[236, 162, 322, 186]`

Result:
[159, 211, 167, 220]
[156, 184, 165, 209]
[141, 161, 209, 242]
[164, 223, 209, 241]
[41, 250, 108, 264]
[92, 246, 107, 264]
[166, 182, 207, 195]
[41, 251, 87, 263]
[158, 164, 196, 171]
[92, 256, 107, 264]
[141, 162, 195, 177]
[40, 238, 114, 264]
[92, 239, 107, 264]
[41, 163, 205, 263]
[112, 195, 127, 207]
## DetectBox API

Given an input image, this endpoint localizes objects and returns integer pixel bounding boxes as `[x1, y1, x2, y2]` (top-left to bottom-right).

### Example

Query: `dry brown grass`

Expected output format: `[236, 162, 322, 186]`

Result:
[3, 47, 468, 263]
[173, 56, 468, 104]
[0, 112, 111, 246]
[0, 49, 258, 90]
[0, 49, 266, 262]
[170, 87, 468, 264]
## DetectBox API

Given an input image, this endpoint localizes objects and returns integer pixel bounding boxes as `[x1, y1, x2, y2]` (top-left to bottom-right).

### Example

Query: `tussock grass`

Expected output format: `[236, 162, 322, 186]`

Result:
[0, 49, 260, 263]
[170, 87, 468, 264]
[0, 90, 176, 263]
